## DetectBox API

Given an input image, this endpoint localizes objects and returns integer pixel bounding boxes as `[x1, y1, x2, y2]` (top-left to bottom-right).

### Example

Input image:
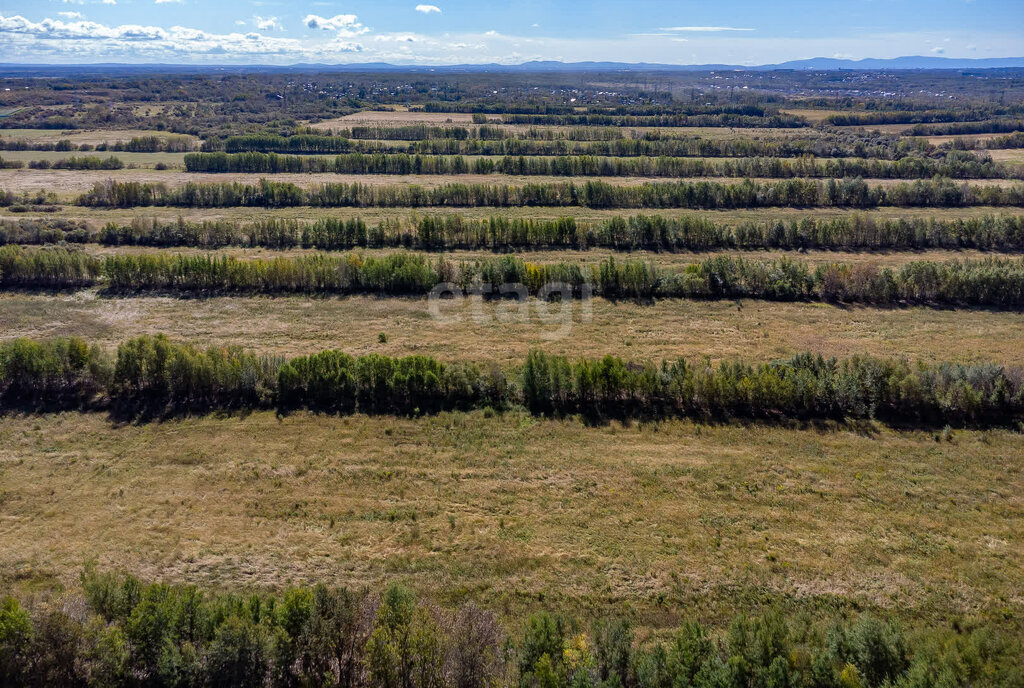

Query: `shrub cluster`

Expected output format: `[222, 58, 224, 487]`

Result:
[2, 336, 1022, 425]
[0, 570, 1019, 688]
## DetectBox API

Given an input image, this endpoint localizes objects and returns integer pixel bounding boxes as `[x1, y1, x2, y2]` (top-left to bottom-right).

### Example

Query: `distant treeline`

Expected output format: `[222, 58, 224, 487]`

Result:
[221, 129, 928, 160]
[499, 112, 807, 128]
[417, 102, 783, 117]
[2, 335, 1023, 426]
[906, 119, 1024, 137]
[71, 177, 1024, 210]
[0, 134, 197, 152]
[826, 106, 1024, 126]
[947, 131, 1024, 151]
[0, 155, 125, 171]
[181, 150, 1017, 180]
[10, 213, 1024, 254]
[29, 155, 125, 170]
[4, 569, 1019, 688]
[5, 246, 1024, 308]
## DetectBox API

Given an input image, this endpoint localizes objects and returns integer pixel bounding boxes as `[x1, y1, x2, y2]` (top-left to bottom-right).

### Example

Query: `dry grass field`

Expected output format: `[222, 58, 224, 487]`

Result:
[2, 70, 1024, 674]
[0, 410, 1020, 628]
[3, 291, 1024, 366]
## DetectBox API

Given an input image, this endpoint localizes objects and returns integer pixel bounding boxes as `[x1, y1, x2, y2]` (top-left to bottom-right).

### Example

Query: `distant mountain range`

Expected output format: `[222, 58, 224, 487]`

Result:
[2, 56, 1024, 76]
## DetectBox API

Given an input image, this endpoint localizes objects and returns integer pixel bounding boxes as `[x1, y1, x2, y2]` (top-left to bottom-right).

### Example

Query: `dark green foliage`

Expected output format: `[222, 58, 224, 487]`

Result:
[0, 337, 110, 409]
[2, 337, 1024, 426]
[110, 334, 280, 415]
[1, 570, 1022, 688]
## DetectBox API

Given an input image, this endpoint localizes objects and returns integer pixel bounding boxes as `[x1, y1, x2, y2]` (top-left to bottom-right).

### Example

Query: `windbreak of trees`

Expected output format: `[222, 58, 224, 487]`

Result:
[6, 246, 1024, 308]
[182, 151, 1018, 180]
[905, 119, 1024, 137]
[74, 177, 1024, 210]
[0, 134, 196, 152]
[2, 335, 1023, 426]
[0, 245, 101, 289]
[499, 112, 807, 128]
[219, 128, 929, 160]
[12, 213, 1024, 254]
[4, 569, 1019, 688]
[27, 155, 124, 170]
[826, 106, 1024, 126]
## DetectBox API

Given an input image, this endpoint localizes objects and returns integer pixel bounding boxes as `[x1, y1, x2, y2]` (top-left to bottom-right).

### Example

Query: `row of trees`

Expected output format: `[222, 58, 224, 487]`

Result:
[181, 151, 1018, 181]
[5, 246, 1024, 307]
[7, 568, 1015, 688]
[218, 129, 932, 160]
[73, 177, 1024, 210]
[498, 113, 807, 128]
[905, 119, 1024, 137]
[79, 213, 1024, 253]
[0, 134, 196, 153]
[28, 155, 125, 171]
[825, 105, 1024, 126]
[2, 335, 1023, 425]
[12, 213, 1024, 253]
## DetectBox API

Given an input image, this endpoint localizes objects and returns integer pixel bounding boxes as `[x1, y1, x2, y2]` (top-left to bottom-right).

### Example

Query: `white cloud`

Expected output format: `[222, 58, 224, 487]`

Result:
[415, 4, 441, 13]
[254, 16, 279, 31]
[304, 13, 359, 31]
[659, 26, 754, 32]
[101, 0, 117, 4]
[58, 12, 84, 19]
[0, 13, 314, 57]
[155, 0, 184, 4]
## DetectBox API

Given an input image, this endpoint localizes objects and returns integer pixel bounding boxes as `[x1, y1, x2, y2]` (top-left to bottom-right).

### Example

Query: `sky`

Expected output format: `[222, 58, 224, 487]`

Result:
[0, 0, 1022, 66]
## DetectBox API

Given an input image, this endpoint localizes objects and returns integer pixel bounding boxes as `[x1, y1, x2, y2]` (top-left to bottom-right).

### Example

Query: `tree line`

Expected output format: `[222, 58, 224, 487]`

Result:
[498, 113, 807, 128]
[5, 245, 1024, 308]
[2, 335, 1023, 426]
[216, 129, 930, 161]
[28, 155, 125, 171]
[825, 105, 1024, 126]
[181, 151, 1018, 181]
[72, 177, 1024, 210]
[5, 567, 1017, 688]
[904, 119, 1024, 137]
[0, 134, 197, 153]
[29, 213, 1024, 254]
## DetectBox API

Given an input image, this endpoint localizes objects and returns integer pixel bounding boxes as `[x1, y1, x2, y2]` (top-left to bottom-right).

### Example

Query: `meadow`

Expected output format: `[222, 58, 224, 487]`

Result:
[0, 68, 1023, 686]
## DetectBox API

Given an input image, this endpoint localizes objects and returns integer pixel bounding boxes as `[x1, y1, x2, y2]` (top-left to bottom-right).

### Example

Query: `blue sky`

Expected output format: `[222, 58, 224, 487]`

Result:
[0, 0, 1021, 65]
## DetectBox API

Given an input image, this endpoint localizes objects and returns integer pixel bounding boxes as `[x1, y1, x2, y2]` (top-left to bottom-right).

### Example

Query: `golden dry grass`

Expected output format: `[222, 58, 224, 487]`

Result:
[2, 292, 1023, 366]
[0, 411, 1020, 626]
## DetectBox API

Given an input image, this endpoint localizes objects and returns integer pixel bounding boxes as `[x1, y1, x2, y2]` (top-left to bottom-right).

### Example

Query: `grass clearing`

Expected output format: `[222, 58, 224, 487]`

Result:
[2, 292, 1023, 365]
[0, 410, 1019, 628]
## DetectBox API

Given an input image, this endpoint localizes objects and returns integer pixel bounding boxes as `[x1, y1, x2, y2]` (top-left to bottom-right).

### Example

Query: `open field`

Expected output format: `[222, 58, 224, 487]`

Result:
[3, 291, 1024, 366]
[0, 410, 1020, 627]
[2, 66, 1024, 683]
